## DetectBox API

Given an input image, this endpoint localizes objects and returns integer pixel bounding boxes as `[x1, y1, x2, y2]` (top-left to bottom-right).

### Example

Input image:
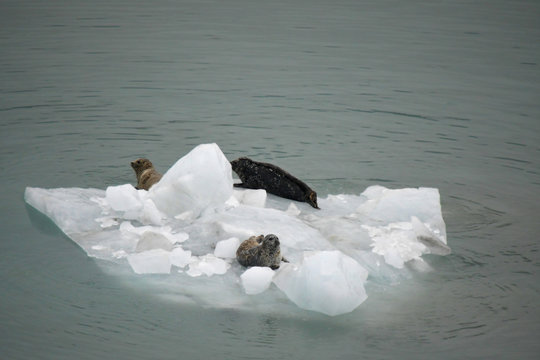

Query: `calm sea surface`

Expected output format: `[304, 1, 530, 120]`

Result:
[1, 0, 539, 359]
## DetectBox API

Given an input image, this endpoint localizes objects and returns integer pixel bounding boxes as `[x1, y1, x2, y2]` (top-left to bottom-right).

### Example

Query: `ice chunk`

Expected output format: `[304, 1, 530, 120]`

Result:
[135, 231, 174, 252]
[138, 198, 165, 225]
[233, 189, 267, 208]
[127, 249, 172, 274]
[148, 143, 233, 218]
[214, 237, 240, 259]
[105, 184, 142, 212]
[286, 202, 301, 216]
[102, 185, 165, 225]
[358, 186, 446, 243]
[273, 251, 368, 316]
[119, 221, 188, 248]
[364, 222, 426, 269]
[170, 247, 193, 268]
[241, 267, 275, 295]
[243, 189, 267, 208]
[186, 254, 230, 277]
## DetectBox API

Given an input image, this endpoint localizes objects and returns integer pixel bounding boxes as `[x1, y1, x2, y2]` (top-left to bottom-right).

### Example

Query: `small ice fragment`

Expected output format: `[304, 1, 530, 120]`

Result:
[240, 267, 275, 295]
[170, 247, 193, 268]
[240, 189, 267, 207]
[127, 249, 171, 274]
[170, 231, 189, 244]
[95, 216, 118, 228]
[105, 184, 142, 212]
[214, 237, 240, 259]
[139, 198, 164, 225]
[112, 250, 127, 259]
[224, 195, 240, 209]
[286, 203, 301, 216]
[187, 254, 230, 277]
[135, 231, 174, 252]
[186, 267, 202, 277]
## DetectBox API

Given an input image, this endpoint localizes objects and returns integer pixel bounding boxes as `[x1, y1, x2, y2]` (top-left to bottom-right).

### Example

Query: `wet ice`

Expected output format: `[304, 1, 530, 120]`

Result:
[24, 143, 449, 316]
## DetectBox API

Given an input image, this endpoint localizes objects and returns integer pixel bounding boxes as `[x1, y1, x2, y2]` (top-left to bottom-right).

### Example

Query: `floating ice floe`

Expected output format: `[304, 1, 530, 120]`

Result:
[24, 143, 450, 316]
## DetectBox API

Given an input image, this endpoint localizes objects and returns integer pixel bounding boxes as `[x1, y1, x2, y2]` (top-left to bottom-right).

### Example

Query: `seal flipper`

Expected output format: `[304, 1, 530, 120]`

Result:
[234, 183, 247, 188]
[281, 256, 289, 263]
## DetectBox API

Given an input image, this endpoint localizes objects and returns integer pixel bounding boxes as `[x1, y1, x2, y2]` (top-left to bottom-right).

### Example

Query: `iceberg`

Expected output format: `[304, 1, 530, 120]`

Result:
[24, 143, 450, 316]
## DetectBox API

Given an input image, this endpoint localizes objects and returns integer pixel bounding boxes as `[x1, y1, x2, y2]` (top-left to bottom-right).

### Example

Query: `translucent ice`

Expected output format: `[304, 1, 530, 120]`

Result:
[147, 143, 233, 219]
[106, 184, 142, 212]
[24, 143, 450, 316]
[241, 267, 275, 295]
[170, 247, 193, 268]
[214, 237, 240, 259]
[273, 251, 368, 316]
[127, 249, 172, 274]
[104, 184, 164, 225]
[186, 254, 230, 277]
[232, 189, 267, 208]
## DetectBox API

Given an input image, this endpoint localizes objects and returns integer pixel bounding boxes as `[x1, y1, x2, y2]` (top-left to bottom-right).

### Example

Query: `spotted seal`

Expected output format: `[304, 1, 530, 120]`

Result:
[130, 158, 162, 190]
[230, 157, 319, 209]
[236, 234, 287, 270]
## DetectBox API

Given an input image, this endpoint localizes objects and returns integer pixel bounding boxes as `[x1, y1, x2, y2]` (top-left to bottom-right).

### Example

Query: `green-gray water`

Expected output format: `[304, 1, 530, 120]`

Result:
[1, 0, 539, 358]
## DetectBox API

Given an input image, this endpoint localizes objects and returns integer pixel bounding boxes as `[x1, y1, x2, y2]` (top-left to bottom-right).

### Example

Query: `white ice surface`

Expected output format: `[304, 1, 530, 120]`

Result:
[24, 143, 450, 316]
[214, 237, 240, 259]
[241, 267, 275, 295]
[273, 251, 368, 316]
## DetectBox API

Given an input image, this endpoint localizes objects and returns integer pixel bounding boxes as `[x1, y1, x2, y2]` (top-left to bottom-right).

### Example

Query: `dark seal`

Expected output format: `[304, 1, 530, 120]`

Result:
[236, 234, 287, 270]
[230, 157, 319, 209]
[131, 158, 162, 190]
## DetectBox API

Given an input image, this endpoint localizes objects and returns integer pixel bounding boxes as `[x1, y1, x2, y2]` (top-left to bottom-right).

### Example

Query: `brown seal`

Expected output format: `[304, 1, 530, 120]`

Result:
[236, 234, 287, 270]
[130, 158, 162, 190]
[230, 157, 319, 209]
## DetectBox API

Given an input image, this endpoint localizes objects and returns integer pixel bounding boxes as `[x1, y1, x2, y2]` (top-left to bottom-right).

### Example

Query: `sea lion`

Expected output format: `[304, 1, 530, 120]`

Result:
[236, 234, 287, 270]
[230, 157, 319, 209]
[130, 158, 162, 190]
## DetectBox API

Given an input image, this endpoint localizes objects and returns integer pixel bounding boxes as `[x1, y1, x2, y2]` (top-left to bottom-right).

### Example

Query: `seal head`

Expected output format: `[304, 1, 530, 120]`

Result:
[131, 158, 162, 190]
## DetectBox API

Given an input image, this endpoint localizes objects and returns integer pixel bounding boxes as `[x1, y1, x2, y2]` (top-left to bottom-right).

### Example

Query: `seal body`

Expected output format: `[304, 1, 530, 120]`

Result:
[131, 158, 162, 190]
[236, 234, 285, 270]
[230, 157, 319, 209]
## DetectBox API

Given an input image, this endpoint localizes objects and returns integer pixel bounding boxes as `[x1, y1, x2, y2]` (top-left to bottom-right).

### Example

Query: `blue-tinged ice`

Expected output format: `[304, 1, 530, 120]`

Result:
[24, 143, 450, 316]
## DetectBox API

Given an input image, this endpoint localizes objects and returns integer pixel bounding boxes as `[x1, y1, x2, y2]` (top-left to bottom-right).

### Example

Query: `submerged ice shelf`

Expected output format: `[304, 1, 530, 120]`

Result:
[24, 143, 450, 316]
